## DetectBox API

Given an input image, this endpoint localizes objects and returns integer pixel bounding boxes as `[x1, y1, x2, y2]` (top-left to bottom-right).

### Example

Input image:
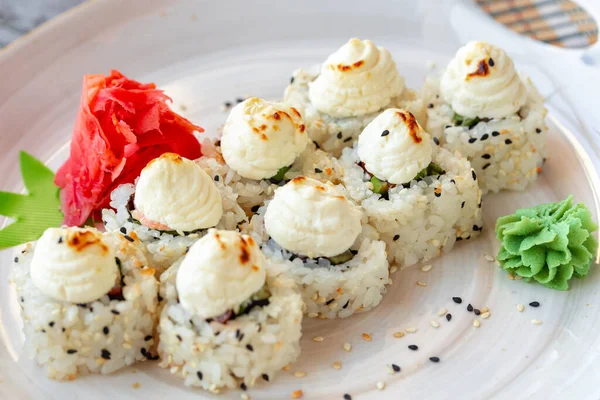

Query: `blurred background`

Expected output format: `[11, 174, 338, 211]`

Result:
[0, 0, 597, 49]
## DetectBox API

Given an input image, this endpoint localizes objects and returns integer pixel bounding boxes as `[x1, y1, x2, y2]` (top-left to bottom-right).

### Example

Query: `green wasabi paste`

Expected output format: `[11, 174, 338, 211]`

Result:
[495, 195, 598, 290]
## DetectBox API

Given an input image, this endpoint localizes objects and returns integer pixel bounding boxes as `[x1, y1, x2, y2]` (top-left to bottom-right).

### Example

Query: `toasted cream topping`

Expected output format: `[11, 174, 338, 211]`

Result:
[221, 97, 308, 180]
[440, 41, 527, 119]
[357, 109, 433, 184]
[134, 153, 223, 232]
[30, 227, 118, 303]
[264, 177, 362, 258]
[176, 229, 267, 319]
[308, 38, 405, 118]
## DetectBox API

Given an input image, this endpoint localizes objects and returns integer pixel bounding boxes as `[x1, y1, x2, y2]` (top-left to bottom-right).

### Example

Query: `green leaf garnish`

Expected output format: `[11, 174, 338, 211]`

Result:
[0, 151, 63, 249]
[453, 112, 481, 128]
[269, 165, 292, 183]
[370, 176, 389, 195]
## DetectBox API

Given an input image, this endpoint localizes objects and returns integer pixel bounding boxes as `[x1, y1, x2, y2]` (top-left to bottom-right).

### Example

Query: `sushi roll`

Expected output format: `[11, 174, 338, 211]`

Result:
[248, 177, 390, 319]
[422, 41, 548, 194]
[197, 97, 344, 212]
[340, 108, 483, 267]
[10, 227, 159, 380]
[284, 38, 426, 155]
[102, 152, 246, 272]
[157, 229, 303, 392]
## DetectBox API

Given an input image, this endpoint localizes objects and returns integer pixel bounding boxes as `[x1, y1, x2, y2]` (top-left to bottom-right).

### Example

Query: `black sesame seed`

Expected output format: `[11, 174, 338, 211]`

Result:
[427, 103, 434, 109]
[13, 257, 18, 263]
[20, 296, 24, 303]
[529, 301, 540, 307]
[461, 201, 465, 209]
[492, 131, 500, 137]
[472, 170, 477, 180]
[58, 237, 63, 244]
[62, 328, 66, 332]
[238, 382, 247, 391]
[488, 58, 495, 67]
[41, 329, 46, 333]
[429, 356, 440, 363]
[450, 179, 456, 184]
[482, 163, 491, 170]
[315, 168, 323, 173]
[313, 140, 320, 149]
[262, 374, 269, 382]
[482, 154, 491, 159]
[67, 349, 78, 354]
[446, 313, 452, 321]
[452, 297, 462, 304]
[119, 227, 127, 234]
[467, 304, 473, 312]
[224, 101, 232, 107]
[381, 129, 390, 137]
[343, 137, 352, 143]
[141, 348, 148, 358]
[246, 344, 254, 352]
[101, 349, 111, 360]
[350, 249, 358, 255]
[236, 98, 244, 103]
[408, 345, 418, 351]
[157, 294, 163, 302]
[505, 139, 513, 145]
[251, 205, 260, 213]
[392, 364, 401, 372]
[337, 132, 343, 139]
[433, 137, 440, 145]
[290, 76, 295, 84]
[103, 326, 109, 335]
[536, 128, 542, 134]
[445, 125, 452, 129]
[474, 309, 481, 315]
[393, 234, 400, 241]
[344, 394, 352, 400]
[111, 310, 120, 315]
[235, 329, 241, 339]
[123, 235, 134, 242]
[456, 237, 463, 241]
[473, 225, 480, 231]
[214, 175, 220, 181]
[343, 300, 350, 309]
[434, 191, 441, 197]
[480, 133, 489, 140]
[176, 335, 182, 342]
[49, 321, 55, 327]
[197, 371, 203, 380]
[468, 138, 477, 144]
[325, 298, 335, 305]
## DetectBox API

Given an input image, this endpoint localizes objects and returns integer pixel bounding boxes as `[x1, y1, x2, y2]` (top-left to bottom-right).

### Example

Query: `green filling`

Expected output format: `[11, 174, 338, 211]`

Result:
[453, 112, 481, 128]
[269, 165, 292, 183]
[370, 176, 389, 195]
[495, 195, 598, 291]
[408, 162, 445, 184]
[328, 249, 355, 265]
[234, 285, 271, 316]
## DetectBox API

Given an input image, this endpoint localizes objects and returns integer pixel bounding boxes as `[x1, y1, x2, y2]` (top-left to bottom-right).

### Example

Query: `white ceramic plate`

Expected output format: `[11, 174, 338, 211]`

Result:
[1, 1, 600, 399]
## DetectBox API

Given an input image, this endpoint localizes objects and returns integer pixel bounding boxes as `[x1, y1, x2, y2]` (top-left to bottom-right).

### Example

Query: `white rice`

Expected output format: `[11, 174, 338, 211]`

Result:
[283, 65, 427, 156]
[102, 176, 247, 273]
[10, 232, 159, 380]
[157, 260, 303, 392]
[341, 145, 483, 267]
[197, 139, 345, 213]
[246, 206, 389, 319]
[421, 75, 548, 194]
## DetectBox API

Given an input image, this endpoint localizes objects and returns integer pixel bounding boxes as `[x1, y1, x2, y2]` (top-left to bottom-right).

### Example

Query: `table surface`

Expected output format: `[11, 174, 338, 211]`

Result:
[0, 0, 84, 48]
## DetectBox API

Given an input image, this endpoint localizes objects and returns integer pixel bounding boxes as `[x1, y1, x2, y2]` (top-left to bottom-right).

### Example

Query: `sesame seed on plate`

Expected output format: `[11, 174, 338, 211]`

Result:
[446, 313, 452, 321]
[485, 254, 495, 262]
[430, 320, 440, 328]
[291, 389, 303, 399]
[391, 364, 401, 372]
[517, 304, 525, 312]
[507, 273, 515, 280]
[333, 361, 342, 370]
[429, 357, 440, 363]
[416, 281, 427, 287]
[452, 297, 462, 304]
[405, 327, 418, 333]
[343, 343, 352, 352]
[344, 395, 352, 400]
[481, 307, 489, 313]
[132, 383, 141, 389]
[408, 345, 418, 351]
[529, 301, 540, 307]
[474, 309, 481, 315]
[481, 312, 491, 319]
[532, 319, 543, 325]
[294, 371, 307, 378]
[473, 320, 481, 328]
[467, 304, 473, 312]
[362, 333, 372, 341]
[377, 381, 386, 390]
[421, 264, 432, 272]
[312, 336, 324, 342]
[393, 332, 405, 338]
[438, 308, 448, 316]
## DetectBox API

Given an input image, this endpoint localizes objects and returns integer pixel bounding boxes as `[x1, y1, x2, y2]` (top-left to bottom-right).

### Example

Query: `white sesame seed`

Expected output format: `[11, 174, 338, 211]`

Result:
[362, 333, 372, 341]
[484, 254, 495, 262]
[421, 264, 432, 272]
[386, 365, 396, 375]
[390, 266, 398, 274]
[393, 331, 405, 338]
[480, 312, 491, 319]
[294, 371, 307, 378]
[312, 336, 324, 342]
[416, 281, 427, 287]
[517, 304, 525, 312]
[507, 273, 515, 280]
[438, 307, 448, 316]
[343, 343, 352, 352]
[473, 320, 481, 328]
[241, 393, 250, 400]
[481, 307, 489, 313]
[333, 361, 342, 370]
[514, 274, 523, 280]
[405, 327, 418, 333]
[376, 381, 386, 390]
[531, 319, 542, 325]
[307, 312, 318, 318]
[430, 320, 440, 328]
